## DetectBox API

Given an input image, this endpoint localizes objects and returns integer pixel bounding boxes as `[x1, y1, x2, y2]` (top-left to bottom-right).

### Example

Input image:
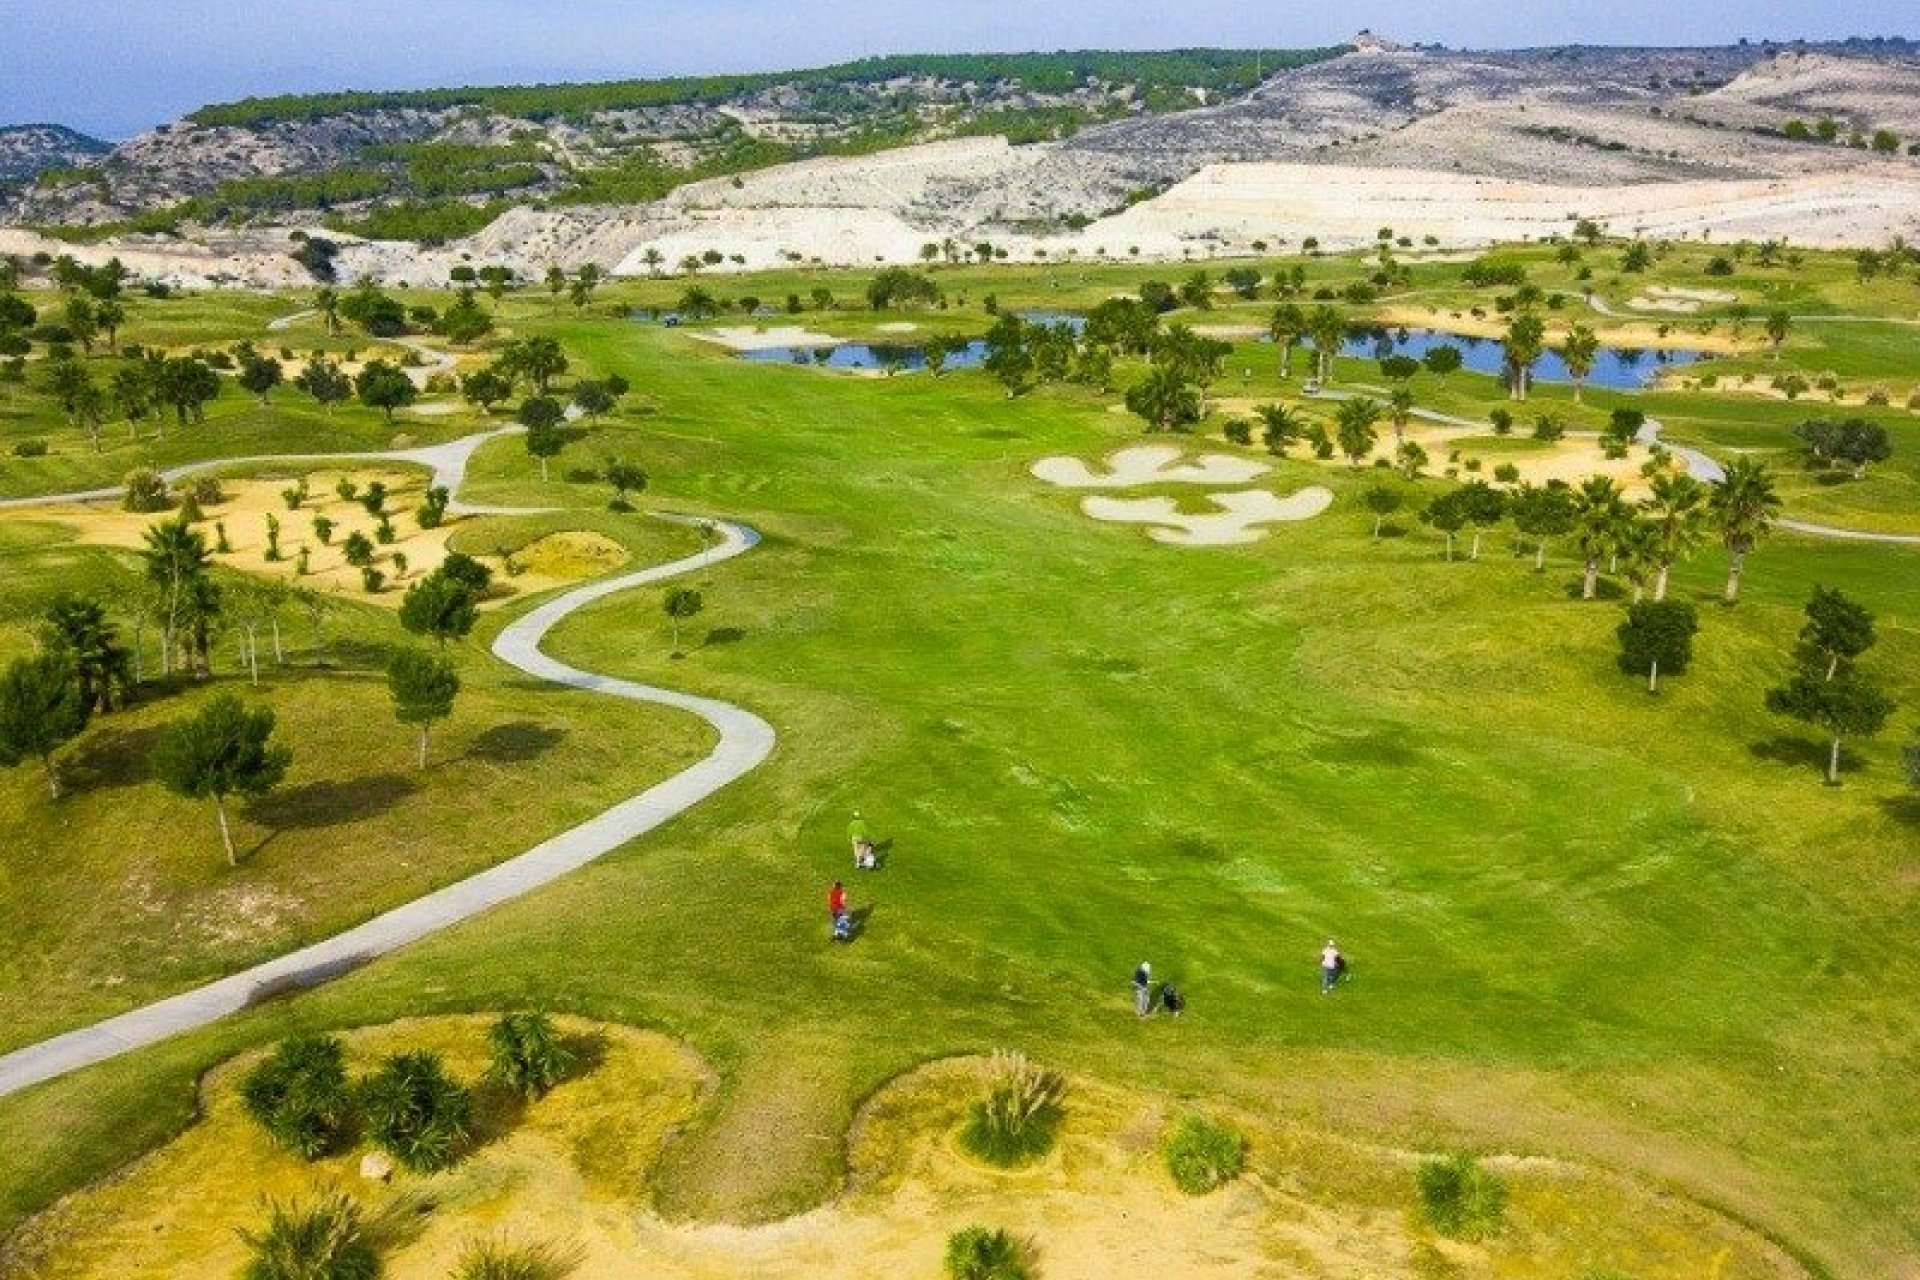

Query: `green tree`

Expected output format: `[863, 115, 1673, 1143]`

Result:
[982, 316, 1034, 398]
[1768, 667, 1895, 784]
[1387, 385, 1415, 447]
[1571, 475, 1630, 600]
[1709, 458, 1780, 604]
[486, 1011, 576, 1101]
[314, 287, 341, 335]
[1764, 309, 1791, 359]
[1125, 365, 1200, 432]
[294, 357, 352, 413]
[41, 594, 133, 713]
[399, 572, 479, 648]
[0, 653, 89, 798]
[237, 349, 283, 406]
[1617, 600, 1699, 694]
[1305, 304, 1344, 383]
[1334, 396, 1382, 467]
[502, 336, 567, 392]
[518, 395, 566, 479]
[142, 517, 219, 676]
[1558, 323, 1599, 403]
[1254, 403, 1301, 455]
[240, 1035, 352, 1160]
[1268, 303, 1306, 379]
[664, 586, 704, 655]
[604, 457, 648, 510]
[1640, 472, 1708, 601]
[387, 647, 460, 768]
[153, 693, 292, 865]
[1421, 490, 1468, 561]
[1503, 311, 1546, 401]
[1177, 270, 1214, 309]
[354, 359, 416, 422]
[434, 288, 493, 344]
[1456, 480, 1507, 560]
[1797, 586, 1876, 681]
[1363, 484, 1403, 539]
[459, 365, 512, 414]
[239, 1191, 377, 1280]
[1509, 480, 1576, 571]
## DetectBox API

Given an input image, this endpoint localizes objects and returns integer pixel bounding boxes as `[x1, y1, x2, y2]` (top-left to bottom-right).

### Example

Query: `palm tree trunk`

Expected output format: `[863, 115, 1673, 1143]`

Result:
[418, 724, 430, 770]
[1582, 558, 1599, 599]
[1724, 551, 1746, 603]
[215, 794, 236, 866]
[1470, 530, 1483, 561]
[1654, 564, 1670, 601]
[271, 619, 284, 665]
[1373, 515, 1383, 540]
[1534, 540, 1547, 572]
[1648, 659, 1660, 694]
[1827, 736, 1842, 784]
[43, 756, 60, 799]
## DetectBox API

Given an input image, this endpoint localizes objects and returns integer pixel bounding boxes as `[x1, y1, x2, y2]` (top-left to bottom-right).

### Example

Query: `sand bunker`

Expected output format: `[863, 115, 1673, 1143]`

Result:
[1033, 446, 1270, 489]
[1626, 286, 1740, 313]
[1082, 489, 1335, 546]
[690, 326, 843, 352]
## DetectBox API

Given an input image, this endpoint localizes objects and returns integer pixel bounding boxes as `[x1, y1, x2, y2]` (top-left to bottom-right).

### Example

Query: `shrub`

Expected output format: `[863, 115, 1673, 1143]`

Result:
[1222, 418, 1251, 445]
[238, 1191, 378, 1280]
[189, 475, 225, 505]
[957, 1051, 1065, 1168]
[240, 1034, 353, 1159]
[335, 477, 359, 502]
[342, 532, 375, 567]
[943, 1226, 1029, 1280]
[123, 468, 172, 513]
[11, 439, 48, 458]
[359, 1050, 471, 1173]
[450, 1236, 572, 1280]
[312, 514, 336, 544]
[1162, 1114, 1247, 1195]
[1488, 408, 1513, 435]
[360, 566, 386, 594]
[1531, 414, 1566, 442]
[1416, 1153, 1507, 1241]
[359, 480, 388, 515]
[282, 479, 309, 510]
[487, 1011, 576, 1101]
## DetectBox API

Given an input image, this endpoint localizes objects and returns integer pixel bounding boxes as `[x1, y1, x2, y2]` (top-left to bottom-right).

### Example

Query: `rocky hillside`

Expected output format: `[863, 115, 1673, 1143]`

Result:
[0, 125, 110, 184]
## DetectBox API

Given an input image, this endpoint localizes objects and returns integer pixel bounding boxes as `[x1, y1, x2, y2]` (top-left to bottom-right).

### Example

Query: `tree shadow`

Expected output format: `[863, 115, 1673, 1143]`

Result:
[62, 723, 165, 791]
[469, 1077, 529, 1151]
[1878, 795, 1920, 827]
[1561, 577, 1627, 602]
[1748, 735, 1855, 777]
[702, 626, 746, 647]
[248, 774, 416, 835]
[466, 721, 566, 764]
[243, 951, 374, 1007]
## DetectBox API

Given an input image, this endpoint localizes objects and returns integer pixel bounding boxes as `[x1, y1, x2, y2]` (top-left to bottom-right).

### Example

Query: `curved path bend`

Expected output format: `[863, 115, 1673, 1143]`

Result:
[0, 476, 775, 1095]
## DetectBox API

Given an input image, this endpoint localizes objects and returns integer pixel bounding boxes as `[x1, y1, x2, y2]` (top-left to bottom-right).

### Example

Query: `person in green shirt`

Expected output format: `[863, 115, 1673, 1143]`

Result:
[849, 811, 875, 869]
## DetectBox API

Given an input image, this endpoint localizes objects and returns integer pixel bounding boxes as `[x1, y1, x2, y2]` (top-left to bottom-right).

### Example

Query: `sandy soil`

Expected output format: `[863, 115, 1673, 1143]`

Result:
[0, 469, 622, 609]
[1032, 445, 1271, 489]
[688, 326, 844, 352]
[9, 1033, 1805, 1280]
[1081, 488, 1335, 546]
[1626, 286, 1741, 313]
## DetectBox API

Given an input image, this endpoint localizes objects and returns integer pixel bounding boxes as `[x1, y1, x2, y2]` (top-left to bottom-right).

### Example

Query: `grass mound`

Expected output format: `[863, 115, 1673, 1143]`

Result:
[1416, 1152, 1507, 1241]
[1162, 1113, 1247, 1195]
[956, 1051, 1065, 1169]
[943, 1225, 1030, 1280]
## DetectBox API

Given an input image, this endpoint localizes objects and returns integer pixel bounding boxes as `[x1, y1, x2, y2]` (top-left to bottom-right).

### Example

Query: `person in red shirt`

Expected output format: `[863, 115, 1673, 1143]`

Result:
[829, 881, 848, 919]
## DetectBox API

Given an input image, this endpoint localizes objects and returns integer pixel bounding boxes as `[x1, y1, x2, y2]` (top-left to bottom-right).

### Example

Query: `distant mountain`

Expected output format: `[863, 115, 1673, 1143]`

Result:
[0, 124, 111, 183]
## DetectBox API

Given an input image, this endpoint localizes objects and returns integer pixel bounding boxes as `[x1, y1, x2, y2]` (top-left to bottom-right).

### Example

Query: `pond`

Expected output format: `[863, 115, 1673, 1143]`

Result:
[737, 340, 991, 372]
[1322, 326, 1705, 390]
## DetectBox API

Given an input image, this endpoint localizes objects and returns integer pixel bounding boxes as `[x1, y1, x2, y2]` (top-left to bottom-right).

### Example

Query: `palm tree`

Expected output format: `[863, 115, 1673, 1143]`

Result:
[1334, 396, 1382, 467]
[1268, 303, 1306, 379]
[314, 287, 339, 336]
[1504, 312, 1546, 401]
[1254, 402, 1303, 455]
[1709, 458, 1781, 604]
[1388, 386, 1415, 446]
[1764, 309, 1791, 359]
[1559, 324, 1599, 403]
[1616, 518, 1661, 603]
[1641, 472, 1708, 601]
[1305, 304, 1345, 384]
[1570, 475, 1630, 600]
[141, 518, 218, 677]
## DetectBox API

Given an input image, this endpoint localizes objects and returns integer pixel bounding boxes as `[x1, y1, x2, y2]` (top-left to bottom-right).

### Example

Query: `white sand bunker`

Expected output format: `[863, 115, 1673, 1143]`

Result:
[1033, 445, 1270, 490]
[690, 325, 842, 351]
[1626, 286, 1738, 313]
[1082, 488, 1334, 546]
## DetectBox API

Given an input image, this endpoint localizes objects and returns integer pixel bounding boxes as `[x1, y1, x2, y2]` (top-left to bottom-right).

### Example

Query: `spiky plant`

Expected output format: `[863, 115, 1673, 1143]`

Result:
[957, 1050, 1065, 1168]
[450, 1235, 574, 1280]
[943, 1226, 1029, 1280]
[359, 1050, 471, 1174]
[240, 1035, 352, 1160]
[486, 1011, 576, 1101]
[1162, 1113, 1247, 1195]
[237, 1190, 378, 1280]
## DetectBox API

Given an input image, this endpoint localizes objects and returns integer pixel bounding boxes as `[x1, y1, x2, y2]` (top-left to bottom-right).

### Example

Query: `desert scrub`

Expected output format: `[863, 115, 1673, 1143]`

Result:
[1162, 1113, 1246, 1195]
[944, 1226, 1029, 1280]
[1415, 1152, 1507, 1240]
[487, 1011, 576, 1101]
[240, 1034, 353, 1159]
[957, 1050, 1065, 1168]
[238, 1191, 378, 1280]
[359, 1050, 471, 1173]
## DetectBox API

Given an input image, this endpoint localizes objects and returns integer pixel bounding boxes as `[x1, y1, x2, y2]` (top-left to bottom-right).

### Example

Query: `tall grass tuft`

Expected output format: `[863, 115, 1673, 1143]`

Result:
[237, 1190, 378, 1280]
[957, 1050, 1065, 1169]
[1162, 1113, 1246, 1195]
[943, 1225, 1030, 1280]
[486, 1011, 576, 1102]
[1415, 1152, 1507, 1241]
[240, 1034, 353, 1160]
[449, 1235, 575, 1280]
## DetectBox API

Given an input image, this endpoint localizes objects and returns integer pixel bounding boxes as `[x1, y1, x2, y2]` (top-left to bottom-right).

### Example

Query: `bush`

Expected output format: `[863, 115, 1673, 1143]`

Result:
[359, 1050, 471, 1173]
[1222, 418, 1251, 445]
[240, 1035, 353, 1159]
[1415, 1153, 1507, 1240]
[1162, 1113, 1247, 1195]
[239, 1191, 378, 1280]
[1489, 408, 1513, 435]
[11, 438, 49, 458]
[189, 475, 226, 505]
[123, 468, 173, 513]
[360, 566, 387, 594]
[282, 479, 309, 510]
[944, 1226, 1029, 1280]
[487, 1011, 576, 1101]
[957, 1051, 1065, 1168]
[450, 1236, 572, 1280]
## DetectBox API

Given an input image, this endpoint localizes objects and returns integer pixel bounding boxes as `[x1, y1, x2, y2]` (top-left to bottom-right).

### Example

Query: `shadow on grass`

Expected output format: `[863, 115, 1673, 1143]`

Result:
[1879, 795, 1920, 827]
[703, 626, 746, 647]
[62, 723, 166, 791]
[1561, 578, 1628, 602]
[243, 951, 374, 1008]
[466, 721, 565, 764]
[249, 773, 416, 834]
[1748, 735, 1855, 778]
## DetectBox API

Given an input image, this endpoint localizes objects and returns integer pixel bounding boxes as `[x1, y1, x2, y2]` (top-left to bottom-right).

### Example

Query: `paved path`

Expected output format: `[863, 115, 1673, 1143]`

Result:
[0, 491, 774, 1095]
[0, 424, 540, 518]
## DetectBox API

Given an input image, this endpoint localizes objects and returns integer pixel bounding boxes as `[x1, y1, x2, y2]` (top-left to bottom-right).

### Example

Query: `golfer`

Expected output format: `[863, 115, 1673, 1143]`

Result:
[1134, 961, 1153, 1017]
[1321, 940, 1345, 994]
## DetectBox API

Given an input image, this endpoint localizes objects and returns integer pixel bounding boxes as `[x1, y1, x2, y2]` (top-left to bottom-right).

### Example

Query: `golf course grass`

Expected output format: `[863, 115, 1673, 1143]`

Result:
[0, 242, 1916, 1276]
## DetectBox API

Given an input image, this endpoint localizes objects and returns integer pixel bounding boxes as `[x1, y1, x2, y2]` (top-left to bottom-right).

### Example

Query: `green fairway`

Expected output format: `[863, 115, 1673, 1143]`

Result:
[1, 246, 1918, 1276]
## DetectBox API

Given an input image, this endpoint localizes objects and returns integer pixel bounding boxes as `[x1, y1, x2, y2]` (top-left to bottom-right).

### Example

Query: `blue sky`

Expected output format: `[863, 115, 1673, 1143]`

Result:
[5, 1, 1916, 138]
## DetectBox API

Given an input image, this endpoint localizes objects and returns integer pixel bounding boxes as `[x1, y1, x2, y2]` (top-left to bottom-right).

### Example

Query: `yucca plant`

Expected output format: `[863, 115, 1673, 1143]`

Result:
[486, 1011, 576, 1102]
[1162, 1113, 1247, 1195]
[957, 1050, 1066, 1168]
[359, 1050, 471, 1174]
[240, 1034, 353, 1160]
[238, 1190, 378, 1280]
[450, 1234, 573, 1280]
[943, 1226, 1029, 1280]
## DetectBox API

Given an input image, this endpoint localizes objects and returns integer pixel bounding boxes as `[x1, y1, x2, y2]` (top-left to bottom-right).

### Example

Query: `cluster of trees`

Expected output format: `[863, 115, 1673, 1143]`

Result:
[866, 268, 943, 311]
[1794, 417, 1894, 478]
